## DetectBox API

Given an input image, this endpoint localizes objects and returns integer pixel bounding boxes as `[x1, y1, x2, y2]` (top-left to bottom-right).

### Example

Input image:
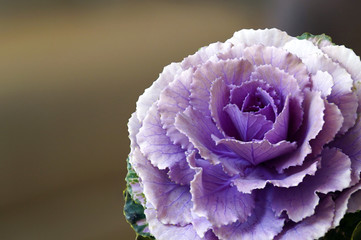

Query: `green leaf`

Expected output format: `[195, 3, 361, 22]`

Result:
[124, 157, 155, 239]
[319, 211, 361, 240]
[351, 220, 361, 240]
[297, 32, 332, 42]
[136, 235, 155, 240]
[297, 32, 333, 46]
[125, 157, 139, 198]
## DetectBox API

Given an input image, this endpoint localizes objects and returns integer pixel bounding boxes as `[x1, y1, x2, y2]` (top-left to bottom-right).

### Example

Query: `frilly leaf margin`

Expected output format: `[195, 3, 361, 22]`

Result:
[124, 157, 155, 240]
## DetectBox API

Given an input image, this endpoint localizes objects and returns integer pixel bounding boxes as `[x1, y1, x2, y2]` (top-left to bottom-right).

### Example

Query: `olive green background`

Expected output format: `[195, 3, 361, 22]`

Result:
[0, 1, 360, 239]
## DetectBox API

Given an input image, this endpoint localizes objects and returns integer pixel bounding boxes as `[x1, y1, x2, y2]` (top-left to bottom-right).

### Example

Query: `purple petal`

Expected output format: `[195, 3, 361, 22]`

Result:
[158, 68, 193, 149]
[127, 113, 146, 205]
[321, 44, 361, 111]
[128, 112, 141, 151]
[136, 103, 186, 169]
[328, 91, 358, 134]
[333, 182, 361, 227]
[275, 196, 335, 240]
[264, 95, 290, 143]
[181, 41, 232, 69]
[230, 80, 279, 115]
[190, 212, 213, 239]
[251, 65, 304, 134]
[213, 191, 285, 240]
[209, 77, 238, 138]
[232, 158, 318, 194]
[329, 117, 361, 185]
[310, 148, 351, 194]
[226, 28, 292, 48]
[131, 148, 192, 225]
[311, 70, 333, 97]
[271, 147, 351, 222]
[190, 159, 255, 227]
[243, 44, 310, 90]
[330, 118, 361, 185]
[175, 106, 225, 163]
[175, 107, 249, 175]
[215, 137, 296, 166]
[190, 59, 253, 116]
[348, 189, 361, 213]
[251, 65, 303, 104]
[136, 62, 182, 122]
[321, 45, 361, 83]
[168, 157, 196, 185]
[145, 206, 203, 240]
[271, 90, 324, 172]
[224, 104, 273, 141]
[270, 182, 320, 222]
[310, 101, 343, 157]
[257, 104, 276, 122]
[284, 40, 357, 134]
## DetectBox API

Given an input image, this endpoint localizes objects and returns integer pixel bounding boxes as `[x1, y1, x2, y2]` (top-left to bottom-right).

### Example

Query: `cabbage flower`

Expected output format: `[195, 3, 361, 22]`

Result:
[124, 29, 361, 240]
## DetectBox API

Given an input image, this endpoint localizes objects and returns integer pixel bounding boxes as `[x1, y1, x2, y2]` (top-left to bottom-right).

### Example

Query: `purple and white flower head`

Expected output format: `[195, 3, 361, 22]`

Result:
[126, 28, 361, 240]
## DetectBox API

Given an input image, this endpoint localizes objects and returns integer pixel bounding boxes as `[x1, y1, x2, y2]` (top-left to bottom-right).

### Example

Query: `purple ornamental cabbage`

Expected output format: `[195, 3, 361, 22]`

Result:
[126, 29, 361, 240]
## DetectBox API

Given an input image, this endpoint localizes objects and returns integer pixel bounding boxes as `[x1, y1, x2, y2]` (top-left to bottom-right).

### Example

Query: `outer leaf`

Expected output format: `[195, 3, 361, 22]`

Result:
[352, 221, 361, 240]
[319, 211, 361, 240]
[297, 32, 333, 46]
[123, 189, 154, 239]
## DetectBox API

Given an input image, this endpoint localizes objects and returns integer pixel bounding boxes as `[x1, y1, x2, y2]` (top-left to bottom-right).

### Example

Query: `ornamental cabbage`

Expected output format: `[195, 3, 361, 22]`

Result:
[126, 29, 361, 240]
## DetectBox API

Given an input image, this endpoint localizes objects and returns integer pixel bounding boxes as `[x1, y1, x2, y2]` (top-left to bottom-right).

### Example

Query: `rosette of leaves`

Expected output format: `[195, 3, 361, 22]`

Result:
[124, 29, 361, 240]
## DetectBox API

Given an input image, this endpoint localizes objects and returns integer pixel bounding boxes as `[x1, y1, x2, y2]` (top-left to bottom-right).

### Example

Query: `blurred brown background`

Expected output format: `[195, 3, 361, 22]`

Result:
[0, 1, 360, 239]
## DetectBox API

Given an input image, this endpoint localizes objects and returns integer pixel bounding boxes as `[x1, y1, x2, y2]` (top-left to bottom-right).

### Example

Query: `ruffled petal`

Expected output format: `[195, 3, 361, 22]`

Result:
[131, 148, 192, 225]
[250, 65, 304, 134]
[209, 77, 237, 137]
[271, 90, 324, 172]
[264, 95, 290, 143]
[226, 28, 293, 48]
[348, 189, 361, 213]
[190, 59, 253, 116]
[310, 101, 343, 157]
[136, 62, 182, 121]
[243, 45, 310, 90]
[321, 44, 361, 111]
[190, 212, 213, 239]
[284, 39, 358, 134]
[190, 159, 255, 227]
[158, 68, 193, 149]
[329, 117, 361, 185]
[128, 112, 141, 151]
[137, 103, 186, 169]
[213, 190, 285, 240]
[270, 148, 351, 222]
[333, 182, 361, 227]
[275, 196, 335, 240]
[232, 158, 318, 194]
[215, 137, 296, 166]
[181, 41, 232, 69]
[168, 157, 196, 185]
[175, 106, 250, 176]
[230, 79, 279, 113]
[224, 104, 273, 141]
[321, 44, 361, 82]
[330, 91, 358, 134]
[311, 70, 333, 97]
[145, 206, 203, 240]
[175, 106, 226, 164]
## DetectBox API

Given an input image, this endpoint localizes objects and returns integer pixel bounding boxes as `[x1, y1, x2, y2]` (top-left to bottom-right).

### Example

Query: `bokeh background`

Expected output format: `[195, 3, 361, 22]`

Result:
[1, 1, 361, 239]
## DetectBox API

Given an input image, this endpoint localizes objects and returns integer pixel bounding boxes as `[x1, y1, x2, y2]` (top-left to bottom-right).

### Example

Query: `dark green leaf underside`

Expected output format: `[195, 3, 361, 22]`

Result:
[319, 211, 361, 240]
